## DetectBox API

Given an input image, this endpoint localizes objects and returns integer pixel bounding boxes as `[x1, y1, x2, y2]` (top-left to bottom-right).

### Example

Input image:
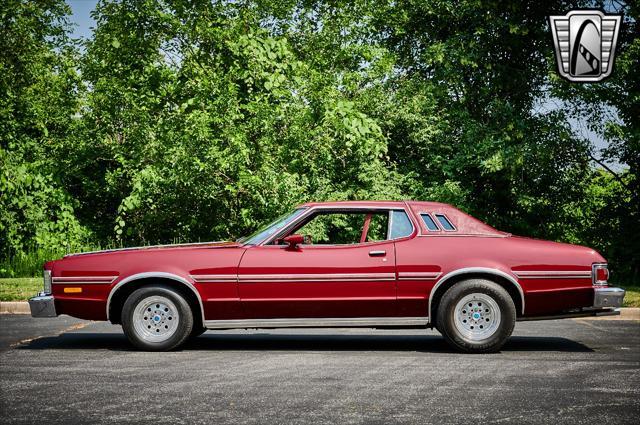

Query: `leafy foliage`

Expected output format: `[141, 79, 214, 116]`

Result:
[1, 0, 92, 258]
[1, 0, 637, 281]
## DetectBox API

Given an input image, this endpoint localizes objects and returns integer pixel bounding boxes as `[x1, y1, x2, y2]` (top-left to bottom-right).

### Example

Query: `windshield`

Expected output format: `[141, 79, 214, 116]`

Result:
[238, 208, 307, 245]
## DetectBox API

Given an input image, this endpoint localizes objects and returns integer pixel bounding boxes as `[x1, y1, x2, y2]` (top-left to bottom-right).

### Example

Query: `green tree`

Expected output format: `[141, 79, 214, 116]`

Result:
[1, 0, 637, 283]
[549, 1, 639, 280]
[0, 0, 91, 259]
[63, 0, 404, 244]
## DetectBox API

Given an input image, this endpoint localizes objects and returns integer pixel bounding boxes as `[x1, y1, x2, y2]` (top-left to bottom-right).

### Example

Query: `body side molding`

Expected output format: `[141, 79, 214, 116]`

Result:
[106, 272, 205, 324]
[429, 267, 525, 317]
[52, 276, 118, 284]
[204, 316, 429, 329]
[513, 270, 591, 279]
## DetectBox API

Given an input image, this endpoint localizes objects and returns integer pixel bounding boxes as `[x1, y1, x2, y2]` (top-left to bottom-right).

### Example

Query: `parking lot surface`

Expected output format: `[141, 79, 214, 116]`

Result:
[0, 315, 638, 424]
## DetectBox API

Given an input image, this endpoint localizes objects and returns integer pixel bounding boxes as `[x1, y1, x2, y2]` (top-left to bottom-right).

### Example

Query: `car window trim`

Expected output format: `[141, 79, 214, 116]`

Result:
[434, 213, 456, 232]
[419, 212, 442, 232]
[388, 209, 414, 240]
[259, 206, 416, 246]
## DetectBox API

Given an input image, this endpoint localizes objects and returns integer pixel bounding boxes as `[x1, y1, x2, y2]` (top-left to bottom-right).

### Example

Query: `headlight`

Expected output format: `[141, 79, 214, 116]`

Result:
[43, 270, 52, 294]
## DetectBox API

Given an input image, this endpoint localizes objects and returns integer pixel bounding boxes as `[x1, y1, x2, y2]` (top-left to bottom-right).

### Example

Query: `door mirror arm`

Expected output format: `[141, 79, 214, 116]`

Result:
[283, 234, 305, 250]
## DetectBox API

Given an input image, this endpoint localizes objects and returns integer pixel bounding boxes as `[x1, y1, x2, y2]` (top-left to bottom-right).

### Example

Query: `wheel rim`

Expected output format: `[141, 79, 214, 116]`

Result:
[453, 293, 501, 341]
[132, 295, 179, 343]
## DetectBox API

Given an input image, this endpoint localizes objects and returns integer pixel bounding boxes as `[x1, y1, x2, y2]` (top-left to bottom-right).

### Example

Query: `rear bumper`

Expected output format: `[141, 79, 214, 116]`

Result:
[593, 286, 625, 308]
[519, 286, 625, 321]
[28, 293, 58, 317]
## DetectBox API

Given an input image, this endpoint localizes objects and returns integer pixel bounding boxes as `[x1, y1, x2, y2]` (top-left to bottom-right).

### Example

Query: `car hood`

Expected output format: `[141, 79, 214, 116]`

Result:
[62, 240, 239, 258]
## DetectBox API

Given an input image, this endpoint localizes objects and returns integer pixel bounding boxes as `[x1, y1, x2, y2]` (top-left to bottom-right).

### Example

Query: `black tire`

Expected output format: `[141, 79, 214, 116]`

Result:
[189, 326, 207, 339]
[436, 279, 516, 353]
[121, 284, 194, 351]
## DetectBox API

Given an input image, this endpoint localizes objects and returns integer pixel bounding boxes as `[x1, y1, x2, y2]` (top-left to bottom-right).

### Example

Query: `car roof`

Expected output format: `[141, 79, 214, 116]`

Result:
[297, 200, 506, 236]
[298, 200, 450, 209]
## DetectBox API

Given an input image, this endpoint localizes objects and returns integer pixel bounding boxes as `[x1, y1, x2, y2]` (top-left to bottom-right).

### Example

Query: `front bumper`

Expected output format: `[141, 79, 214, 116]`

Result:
[28, 293, 57, 317]
[593, 286, 625, 308]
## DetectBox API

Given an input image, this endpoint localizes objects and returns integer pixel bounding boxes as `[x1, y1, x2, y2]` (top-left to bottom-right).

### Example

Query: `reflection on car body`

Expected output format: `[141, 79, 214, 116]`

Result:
[29, 200, 625, 353]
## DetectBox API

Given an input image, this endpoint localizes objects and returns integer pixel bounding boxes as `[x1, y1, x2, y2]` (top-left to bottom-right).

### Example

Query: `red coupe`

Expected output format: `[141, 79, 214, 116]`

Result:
[29, 201, 625, 353]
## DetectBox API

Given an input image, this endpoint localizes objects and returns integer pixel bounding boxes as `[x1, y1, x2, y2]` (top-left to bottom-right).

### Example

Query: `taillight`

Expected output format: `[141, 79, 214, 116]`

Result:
[43, 270, 52, 294]
[592, 263, 609, 286]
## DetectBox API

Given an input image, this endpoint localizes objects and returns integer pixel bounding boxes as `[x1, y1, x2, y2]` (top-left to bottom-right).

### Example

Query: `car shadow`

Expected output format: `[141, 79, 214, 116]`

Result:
[17, 332, 594, 353]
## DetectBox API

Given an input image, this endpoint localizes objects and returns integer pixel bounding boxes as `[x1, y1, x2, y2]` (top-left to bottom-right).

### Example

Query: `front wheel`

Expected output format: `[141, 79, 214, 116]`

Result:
[121, 285, 194, 351]
[436, 279, 516, 353]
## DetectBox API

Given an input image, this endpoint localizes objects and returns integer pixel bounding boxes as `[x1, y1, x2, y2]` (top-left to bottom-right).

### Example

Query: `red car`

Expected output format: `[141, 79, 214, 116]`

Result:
[29, 201, 625, 353]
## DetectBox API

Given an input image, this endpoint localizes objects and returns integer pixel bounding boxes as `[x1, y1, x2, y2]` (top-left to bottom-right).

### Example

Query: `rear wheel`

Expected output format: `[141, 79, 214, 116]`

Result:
[436, 279, 515, 353]
[121, 285, 193, 351]
[189, 326, 207, 339]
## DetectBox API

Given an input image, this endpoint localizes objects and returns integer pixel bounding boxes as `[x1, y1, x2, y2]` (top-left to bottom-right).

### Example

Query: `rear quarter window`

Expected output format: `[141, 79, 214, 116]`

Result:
[389, 210, 414, 239]
[435, 214, 455, 231]
[420, 214, 440, 231]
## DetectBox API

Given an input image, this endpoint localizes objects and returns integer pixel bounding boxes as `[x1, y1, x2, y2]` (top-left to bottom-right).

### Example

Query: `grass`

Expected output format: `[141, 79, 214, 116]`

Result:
[1, 277, 638, 306]
[0, 278, 42, 301]
[0, 247, 67, 278]
[621, 285, 640, 308]
[0, 245, 109, 279]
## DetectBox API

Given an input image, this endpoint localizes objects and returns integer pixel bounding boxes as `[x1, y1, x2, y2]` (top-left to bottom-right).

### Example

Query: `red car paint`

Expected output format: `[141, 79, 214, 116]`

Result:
[44, 201, 608, 323]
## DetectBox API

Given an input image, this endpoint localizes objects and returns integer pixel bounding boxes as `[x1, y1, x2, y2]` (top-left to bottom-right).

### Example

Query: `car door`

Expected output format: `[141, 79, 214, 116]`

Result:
[395, 211, 447, 316]
[237, 209, 409, 319]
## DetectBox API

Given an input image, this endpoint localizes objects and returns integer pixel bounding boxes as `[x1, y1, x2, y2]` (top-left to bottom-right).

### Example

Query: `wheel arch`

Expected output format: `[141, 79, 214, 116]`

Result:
[429, 268, 524, 327]
[107, 272, 205, 326]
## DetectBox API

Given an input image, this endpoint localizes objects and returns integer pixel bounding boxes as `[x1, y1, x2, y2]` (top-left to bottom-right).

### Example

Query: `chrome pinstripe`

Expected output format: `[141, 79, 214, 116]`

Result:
[397, 271, 442, 281]
[239, 273, 396, 283]
[190, 274, 238, 283]
[52, 276, 118, 284]
[513, 271, 591, 279]
[190, 273, 399, 283]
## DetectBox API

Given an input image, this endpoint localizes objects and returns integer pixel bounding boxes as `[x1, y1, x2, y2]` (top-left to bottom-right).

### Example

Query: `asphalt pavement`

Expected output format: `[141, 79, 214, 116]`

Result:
[0, 314, 638, 424]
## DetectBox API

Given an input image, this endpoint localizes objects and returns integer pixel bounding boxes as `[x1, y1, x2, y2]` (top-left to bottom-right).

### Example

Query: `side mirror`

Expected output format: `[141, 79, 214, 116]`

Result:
[283, 234, 305, 250]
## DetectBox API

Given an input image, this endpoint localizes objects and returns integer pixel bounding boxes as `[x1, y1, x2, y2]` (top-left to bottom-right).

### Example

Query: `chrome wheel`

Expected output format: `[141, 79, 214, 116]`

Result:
[132, 295, 180, 343]
[453, 293, 501, 341]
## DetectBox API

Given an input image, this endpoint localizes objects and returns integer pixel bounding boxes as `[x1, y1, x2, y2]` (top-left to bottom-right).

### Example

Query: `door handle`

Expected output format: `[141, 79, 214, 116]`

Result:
[369, 250, 386, 257]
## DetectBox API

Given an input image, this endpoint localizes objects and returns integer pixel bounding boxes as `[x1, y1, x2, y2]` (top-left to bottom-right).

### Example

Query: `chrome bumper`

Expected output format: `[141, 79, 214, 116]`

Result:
[518, 286, 625, 321]
[28, 293, 57, 317]
[593, 287, 625, 309]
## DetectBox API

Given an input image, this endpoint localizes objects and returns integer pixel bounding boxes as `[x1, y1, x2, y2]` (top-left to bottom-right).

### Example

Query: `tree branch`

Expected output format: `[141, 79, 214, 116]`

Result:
[589, 153, 629, 189]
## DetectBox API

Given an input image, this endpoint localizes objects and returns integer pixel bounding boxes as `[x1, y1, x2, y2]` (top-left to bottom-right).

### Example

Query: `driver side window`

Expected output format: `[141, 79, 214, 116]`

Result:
[296, 213, 377, 244]
[286, 210, 412, 245]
